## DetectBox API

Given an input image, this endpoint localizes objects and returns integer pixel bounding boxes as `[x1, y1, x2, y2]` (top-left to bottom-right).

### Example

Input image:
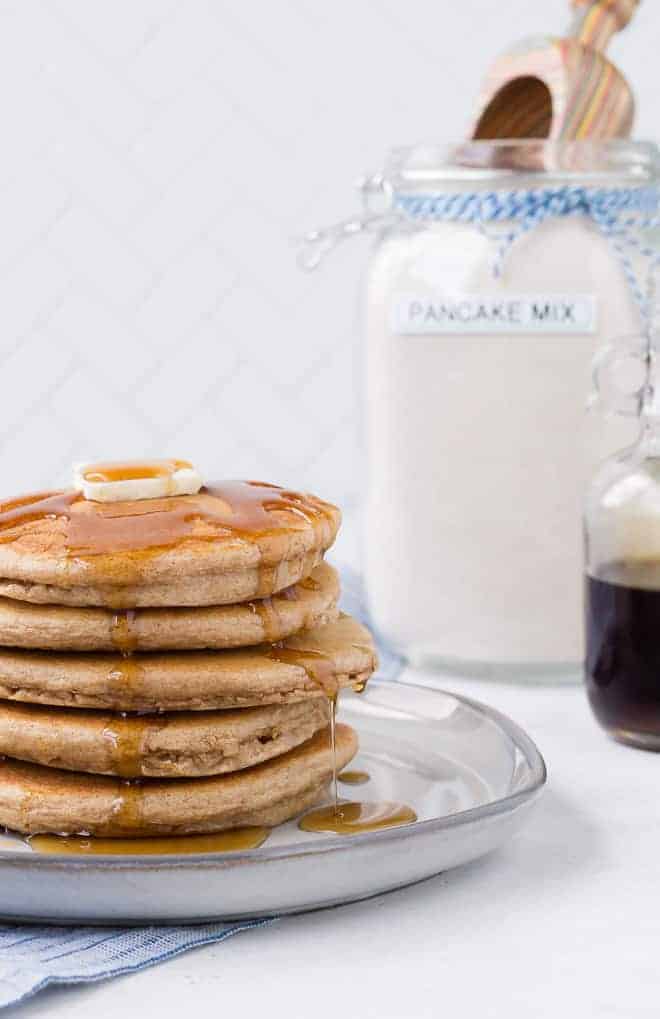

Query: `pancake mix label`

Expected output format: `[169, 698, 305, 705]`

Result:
[391, 293, 598, 335]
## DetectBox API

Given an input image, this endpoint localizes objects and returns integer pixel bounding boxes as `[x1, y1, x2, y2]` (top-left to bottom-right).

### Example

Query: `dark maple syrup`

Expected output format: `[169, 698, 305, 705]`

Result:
[586, 561, 660, 748]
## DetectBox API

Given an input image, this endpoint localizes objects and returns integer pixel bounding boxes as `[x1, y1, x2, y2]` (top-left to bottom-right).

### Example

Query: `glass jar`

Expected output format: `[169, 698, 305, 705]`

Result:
[585, 278, 660, 746]
[358, 140, 660, 680]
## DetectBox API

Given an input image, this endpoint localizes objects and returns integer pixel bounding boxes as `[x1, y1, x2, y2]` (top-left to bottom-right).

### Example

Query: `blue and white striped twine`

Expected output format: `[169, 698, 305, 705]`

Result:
[393, 185, 660, 316]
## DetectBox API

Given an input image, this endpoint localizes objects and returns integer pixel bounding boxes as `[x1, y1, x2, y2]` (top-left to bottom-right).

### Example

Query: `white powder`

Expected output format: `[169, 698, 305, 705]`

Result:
[364, 214, 640, 672]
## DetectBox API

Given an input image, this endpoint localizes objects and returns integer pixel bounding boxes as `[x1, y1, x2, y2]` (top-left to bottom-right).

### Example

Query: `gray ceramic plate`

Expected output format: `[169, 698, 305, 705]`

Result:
[0, 680, 546, 924]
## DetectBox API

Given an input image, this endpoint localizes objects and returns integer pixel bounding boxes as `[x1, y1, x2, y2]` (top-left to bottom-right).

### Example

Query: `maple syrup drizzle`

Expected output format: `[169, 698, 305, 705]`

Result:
[265, 634, 374, 816]
[252, 596, 283, 643]
[0, 491, 79, 544]
[266, 642, 341, 809]
[107, 656, 143, 707]
[106, 606, 142, 721]
[111, 780, 144, 833]
[0, 480, 331, 560]
[329, 696, 338, 813]
[266, 644, 414, 837]
[101, 713, 163, 778]
[297, 574, 322, 592]
[338, 770, 370, 785]
[27, 828, 270, 856]
[265, 644, 339, 700]
[298, 801, 417, 836]
[256, 564, 278, 599]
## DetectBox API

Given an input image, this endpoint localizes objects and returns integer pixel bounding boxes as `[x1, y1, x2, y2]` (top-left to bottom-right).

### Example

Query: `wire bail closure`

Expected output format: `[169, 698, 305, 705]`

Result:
[297, 174, 397, 270]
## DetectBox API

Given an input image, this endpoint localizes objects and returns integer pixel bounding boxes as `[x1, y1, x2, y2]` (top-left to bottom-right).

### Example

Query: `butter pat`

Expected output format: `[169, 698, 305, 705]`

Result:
[73, 460, 203, 503]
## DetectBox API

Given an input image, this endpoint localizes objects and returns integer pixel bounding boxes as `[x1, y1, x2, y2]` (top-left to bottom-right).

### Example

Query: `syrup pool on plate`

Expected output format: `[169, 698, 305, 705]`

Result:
[28, 829, 271, 856]
[298, 801, 417, 836]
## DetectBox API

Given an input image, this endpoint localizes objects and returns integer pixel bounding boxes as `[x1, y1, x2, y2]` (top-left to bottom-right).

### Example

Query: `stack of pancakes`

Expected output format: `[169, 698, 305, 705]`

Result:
[0, 480, 376, 839]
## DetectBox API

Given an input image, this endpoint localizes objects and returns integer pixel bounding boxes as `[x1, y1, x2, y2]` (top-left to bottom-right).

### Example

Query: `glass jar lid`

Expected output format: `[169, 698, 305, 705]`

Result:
[386, 139, 660, 189]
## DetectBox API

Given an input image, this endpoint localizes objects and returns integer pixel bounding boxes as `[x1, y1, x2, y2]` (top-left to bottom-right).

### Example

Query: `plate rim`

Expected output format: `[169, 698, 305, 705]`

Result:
[0, 679, 547, 872]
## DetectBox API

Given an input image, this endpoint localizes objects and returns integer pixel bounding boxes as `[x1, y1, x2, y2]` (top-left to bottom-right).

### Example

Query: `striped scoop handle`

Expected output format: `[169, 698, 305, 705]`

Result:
[570, 0, 639, 50]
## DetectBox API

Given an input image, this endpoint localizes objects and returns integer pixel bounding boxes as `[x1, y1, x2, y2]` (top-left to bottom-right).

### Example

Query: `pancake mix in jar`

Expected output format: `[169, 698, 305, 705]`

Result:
[302, 140, 660, 678]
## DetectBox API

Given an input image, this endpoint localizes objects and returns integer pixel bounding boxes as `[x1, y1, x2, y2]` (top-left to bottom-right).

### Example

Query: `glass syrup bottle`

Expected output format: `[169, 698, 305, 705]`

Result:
[585, 268, 660, 748]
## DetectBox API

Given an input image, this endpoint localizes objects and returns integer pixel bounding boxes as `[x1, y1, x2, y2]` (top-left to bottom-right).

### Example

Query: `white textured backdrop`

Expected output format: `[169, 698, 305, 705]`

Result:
[0, 0, 657, 512]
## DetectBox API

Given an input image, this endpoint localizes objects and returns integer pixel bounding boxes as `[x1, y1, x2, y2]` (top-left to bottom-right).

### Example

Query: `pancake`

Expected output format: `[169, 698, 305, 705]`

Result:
[0, 562, 339, 651]
[0, 723, 358, 836]
[0, 554, 324, 609]
[0, 698, 330, 778]
[0, 481, 340, 607]
[0, 614, 376, 711]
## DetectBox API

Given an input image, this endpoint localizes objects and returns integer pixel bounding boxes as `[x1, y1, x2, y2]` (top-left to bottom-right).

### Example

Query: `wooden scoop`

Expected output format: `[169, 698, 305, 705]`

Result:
[470, 0, 639, 141]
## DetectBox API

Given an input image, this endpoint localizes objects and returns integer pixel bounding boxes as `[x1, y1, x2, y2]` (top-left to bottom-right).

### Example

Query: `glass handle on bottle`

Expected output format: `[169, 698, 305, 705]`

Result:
[590, 337, 648, 418]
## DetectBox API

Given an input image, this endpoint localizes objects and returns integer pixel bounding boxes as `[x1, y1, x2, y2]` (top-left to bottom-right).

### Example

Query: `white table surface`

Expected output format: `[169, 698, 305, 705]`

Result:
[5, 667, 657, 1019]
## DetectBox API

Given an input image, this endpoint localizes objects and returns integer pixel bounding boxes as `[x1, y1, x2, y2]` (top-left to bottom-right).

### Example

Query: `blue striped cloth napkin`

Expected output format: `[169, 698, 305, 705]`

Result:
[0, 921, 273, 1008]
[0, 567, 405, 1009]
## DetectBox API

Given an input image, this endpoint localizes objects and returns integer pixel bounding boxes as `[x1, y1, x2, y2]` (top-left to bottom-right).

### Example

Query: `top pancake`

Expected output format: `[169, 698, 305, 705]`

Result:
[0, 481, 340, 607]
